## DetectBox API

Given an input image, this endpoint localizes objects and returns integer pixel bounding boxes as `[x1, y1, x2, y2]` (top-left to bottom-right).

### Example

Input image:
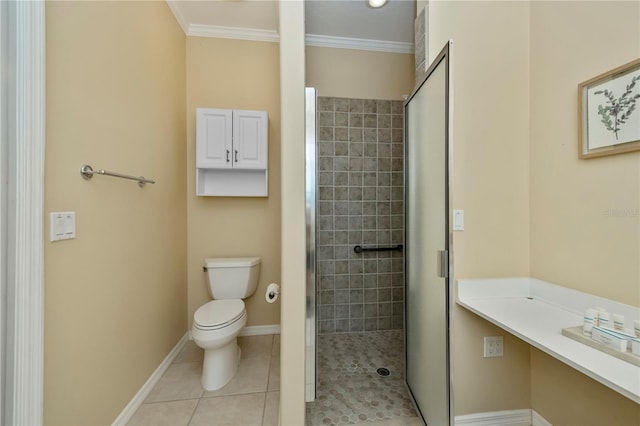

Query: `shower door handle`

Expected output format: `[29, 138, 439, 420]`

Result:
[437, 250, 449, 278]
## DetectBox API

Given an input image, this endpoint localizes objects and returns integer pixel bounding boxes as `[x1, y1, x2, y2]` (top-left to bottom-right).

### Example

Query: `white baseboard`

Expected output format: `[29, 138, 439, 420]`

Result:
[240, 324, 281, 336]
[112, 325, 276, 423]
[112, 332, 190, 426]
[531, 410, 552, 426]
[454, 409, 534, 426]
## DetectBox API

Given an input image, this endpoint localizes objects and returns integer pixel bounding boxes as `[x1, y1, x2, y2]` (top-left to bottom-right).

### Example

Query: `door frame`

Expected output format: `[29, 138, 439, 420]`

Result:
[403, 40, 454, 425]
[0, 1, 46, 424]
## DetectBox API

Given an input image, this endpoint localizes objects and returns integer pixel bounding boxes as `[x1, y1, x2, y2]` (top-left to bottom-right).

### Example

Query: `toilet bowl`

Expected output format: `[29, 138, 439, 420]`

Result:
[191, 299, 247, 390]
[191, 257, 260, 391]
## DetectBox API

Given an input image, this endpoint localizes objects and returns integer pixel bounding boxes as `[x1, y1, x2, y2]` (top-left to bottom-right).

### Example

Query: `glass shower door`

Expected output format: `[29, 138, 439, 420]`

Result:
[305, 87, 317, 402]
[404, 42, 452, 425]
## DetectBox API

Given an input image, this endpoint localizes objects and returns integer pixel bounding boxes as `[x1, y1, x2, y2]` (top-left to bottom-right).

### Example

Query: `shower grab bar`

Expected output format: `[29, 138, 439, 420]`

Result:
[353, 244, 403, 254]
[80, 164, 156, 187]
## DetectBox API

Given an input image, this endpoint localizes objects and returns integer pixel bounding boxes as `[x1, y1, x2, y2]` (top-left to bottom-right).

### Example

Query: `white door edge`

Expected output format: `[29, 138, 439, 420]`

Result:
[2, 1, 46, 424]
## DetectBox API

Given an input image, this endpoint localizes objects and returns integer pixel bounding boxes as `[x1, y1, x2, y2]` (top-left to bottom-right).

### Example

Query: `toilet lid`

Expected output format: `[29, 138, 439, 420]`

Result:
[194, 299, 245, 329]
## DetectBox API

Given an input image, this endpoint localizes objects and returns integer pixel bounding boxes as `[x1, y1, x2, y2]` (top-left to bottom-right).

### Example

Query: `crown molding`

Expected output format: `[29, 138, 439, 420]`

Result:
[184, 26, 414, 53]
[305, 34, 414, 54]
[188, 24, 280, 43]
[165, 0, 415, 54]
[165, 0, 189, 34]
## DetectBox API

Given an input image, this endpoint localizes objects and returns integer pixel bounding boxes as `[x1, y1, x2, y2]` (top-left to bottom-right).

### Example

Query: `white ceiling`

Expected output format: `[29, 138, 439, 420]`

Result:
[168, 0, 416, 47]
[169, 0, 280, 32]
[306, 0, 415, 44]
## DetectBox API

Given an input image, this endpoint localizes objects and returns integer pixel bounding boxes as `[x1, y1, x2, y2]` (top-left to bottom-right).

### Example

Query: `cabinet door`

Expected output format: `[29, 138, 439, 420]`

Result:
[196, 108, 233, 169]
[232, 110, 268, 169]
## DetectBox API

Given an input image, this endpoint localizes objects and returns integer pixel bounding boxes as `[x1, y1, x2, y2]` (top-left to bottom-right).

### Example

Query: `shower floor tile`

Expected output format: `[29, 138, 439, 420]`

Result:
[306, 330, 420, 426]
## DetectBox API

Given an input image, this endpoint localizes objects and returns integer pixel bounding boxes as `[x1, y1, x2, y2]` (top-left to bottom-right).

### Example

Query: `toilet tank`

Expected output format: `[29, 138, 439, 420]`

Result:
[204, 257, 261, 300]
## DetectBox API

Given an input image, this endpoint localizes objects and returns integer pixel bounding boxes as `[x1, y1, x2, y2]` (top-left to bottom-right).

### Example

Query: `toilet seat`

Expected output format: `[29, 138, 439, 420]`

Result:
[194, 300, 245, 331]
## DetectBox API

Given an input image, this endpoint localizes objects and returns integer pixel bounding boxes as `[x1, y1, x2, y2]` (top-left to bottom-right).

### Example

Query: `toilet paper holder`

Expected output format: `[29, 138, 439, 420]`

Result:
[266, 283, 280, 303]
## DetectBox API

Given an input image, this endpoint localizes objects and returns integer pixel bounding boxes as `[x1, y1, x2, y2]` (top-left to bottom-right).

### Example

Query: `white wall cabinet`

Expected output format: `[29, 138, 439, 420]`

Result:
[196, 108, 268, 196]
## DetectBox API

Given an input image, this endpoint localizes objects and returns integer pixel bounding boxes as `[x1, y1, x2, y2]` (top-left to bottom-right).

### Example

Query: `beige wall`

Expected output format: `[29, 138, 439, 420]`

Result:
[186, 37, 281, 327]
[428, 0, 533, 415]
[529, 1, 640, 423]
[531, 349, 640, 425]
[530, 0, 640, 305]
[427, 0, 640, 420]
[45, 2, 187, 424]
[279, 1, 307, 424]
[306, 46, 415, 100]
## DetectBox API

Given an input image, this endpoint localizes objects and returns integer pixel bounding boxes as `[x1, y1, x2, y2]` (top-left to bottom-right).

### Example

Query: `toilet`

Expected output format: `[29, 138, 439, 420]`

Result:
[191, 257, 260, 391]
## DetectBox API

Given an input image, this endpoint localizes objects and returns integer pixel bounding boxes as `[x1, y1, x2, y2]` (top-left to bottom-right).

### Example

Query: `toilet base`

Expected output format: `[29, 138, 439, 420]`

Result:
[201, 338, 241, 391]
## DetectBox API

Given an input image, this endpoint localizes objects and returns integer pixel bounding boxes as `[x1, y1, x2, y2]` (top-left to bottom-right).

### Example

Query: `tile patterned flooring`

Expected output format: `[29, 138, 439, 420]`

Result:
[306, 330, 421, 426]
[128, 331, 420, 426]
[127, 334, 280, 426]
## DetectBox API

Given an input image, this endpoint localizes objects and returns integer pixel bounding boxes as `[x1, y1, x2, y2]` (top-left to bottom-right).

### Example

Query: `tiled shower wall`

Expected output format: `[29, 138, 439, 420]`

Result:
[316, 96, 405, 334]
[414, 6, 428, 84]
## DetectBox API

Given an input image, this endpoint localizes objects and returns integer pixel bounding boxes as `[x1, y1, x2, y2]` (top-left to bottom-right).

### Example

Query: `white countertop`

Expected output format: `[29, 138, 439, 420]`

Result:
[457, 277, 640, 404]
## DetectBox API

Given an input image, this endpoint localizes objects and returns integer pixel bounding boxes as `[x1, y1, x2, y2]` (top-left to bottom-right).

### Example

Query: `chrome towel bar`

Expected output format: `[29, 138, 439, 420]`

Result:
[80, 164, 155, 187]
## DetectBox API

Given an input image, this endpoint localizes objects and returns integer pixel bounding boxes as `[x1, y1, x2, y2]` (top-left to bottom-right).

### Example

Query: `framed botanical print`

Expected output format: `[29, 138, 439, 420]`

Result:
[578, 58, 640, 159]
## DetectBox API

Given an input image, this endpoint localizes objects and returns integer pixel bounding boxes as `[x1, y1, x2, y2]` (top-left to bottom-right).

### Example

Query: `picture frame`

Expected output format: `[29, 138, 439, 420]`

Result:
[578, 58, 640, 159]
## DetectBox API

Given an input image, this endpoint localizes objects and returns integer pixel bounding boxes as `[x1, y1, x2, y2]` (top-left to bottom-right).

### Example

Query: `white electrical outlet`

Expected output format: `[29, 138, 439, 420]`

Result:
[483, 336, 504, 358]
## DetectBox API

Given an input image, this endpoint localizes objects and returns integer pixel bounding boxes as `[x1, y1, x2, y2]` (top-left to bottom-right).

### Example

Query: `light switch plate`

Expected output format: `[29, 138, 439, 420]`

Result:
[50, 212, 76, 242]
[453, 209, 464, 231]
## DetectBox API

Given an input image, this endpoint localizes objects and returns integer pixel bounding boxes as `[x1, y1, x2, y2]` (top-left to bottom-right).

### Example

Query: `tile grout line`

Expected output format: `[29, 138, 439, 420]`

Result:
[185, 396, 201, 426]
[265, 335, 274, 391]
[129, 336, 280, 425]
[307, 330, 415, 425]
[260, 389, 269, 426]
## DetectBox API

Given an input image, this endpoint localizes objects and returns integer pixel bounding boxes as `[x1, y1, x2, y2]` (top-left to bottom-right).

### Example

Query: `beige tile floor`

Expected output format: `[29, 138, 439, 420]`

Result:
[127, 334, 280, 426]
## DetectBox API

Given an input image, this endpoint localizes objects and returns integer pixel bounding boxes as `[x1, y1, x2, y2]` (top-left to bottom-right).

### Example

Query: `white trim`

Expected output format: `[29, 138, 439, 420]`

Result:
[531, 410, 552, 426]
[6, 1, 45, 424]
[239, 324, 281, 336]
[165, 0, 188, 34]
[111, 332, 190, 426]
[454, 409, 532, 426]
[305, 33, 414, 54]
[113, 326, 279, 424]
[188, 24, 280, 43]
[164, 9, 414, 55]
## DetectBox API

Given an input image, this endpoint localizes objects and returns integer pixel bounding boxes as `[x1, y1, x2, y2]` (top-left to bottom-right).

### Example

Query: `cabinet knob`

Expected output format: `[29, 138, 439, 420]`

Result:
[226, 149, 230, 163]
[235, 150, 238, 162]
